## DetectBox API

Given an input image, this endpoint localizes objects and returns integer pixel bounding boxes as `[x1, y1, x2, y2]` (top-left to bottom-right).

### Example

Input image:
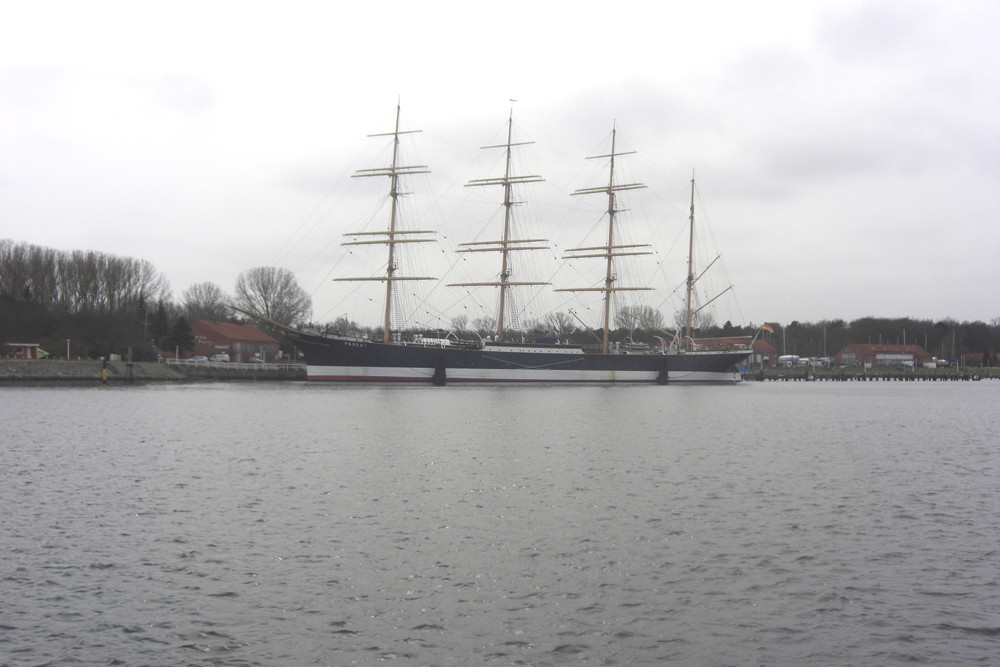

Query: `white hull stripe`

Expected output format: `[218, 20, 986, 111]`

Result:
[307, 365, 740, 383]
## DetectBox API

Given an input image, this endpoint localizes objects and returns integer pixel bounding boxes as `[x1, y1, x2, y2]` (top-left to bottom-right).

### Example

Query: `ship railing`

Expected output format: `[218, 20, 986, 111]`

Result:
[320, 331, 370, 342]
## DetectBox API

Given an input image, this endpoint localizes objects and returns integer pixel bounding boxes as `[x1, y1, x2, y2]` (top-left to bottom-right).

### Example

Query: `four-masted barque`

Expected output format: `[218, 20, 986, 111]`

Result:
[285, 105, 750, 383]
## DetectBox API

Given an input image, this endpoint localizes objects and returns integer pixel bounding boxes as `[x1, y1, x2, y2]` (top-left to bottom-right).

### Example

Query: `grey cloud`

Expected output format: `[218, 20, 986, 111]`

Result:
[816, 1, 923, 61]
[132, 74, 215, 114]
[0, 66, 66, 110]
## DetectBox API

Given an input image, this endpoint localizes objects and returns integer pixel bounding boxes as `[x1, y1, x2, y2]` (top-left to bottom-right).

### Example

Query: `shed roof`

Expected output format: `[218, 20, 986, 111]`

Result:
[192, 320, 278, 344]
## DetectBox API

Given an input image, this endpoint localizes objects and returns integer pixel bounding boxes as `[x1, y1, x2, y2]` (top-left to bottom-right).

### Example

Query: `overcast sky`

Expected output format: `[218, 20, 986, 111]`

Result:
[2, 0, 998, 330]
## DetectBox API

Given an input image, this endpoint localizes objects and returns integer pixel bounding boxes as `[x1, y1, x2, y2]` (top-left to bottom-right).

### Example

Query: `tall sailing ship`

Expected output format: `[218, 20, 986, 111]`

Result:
[285, 106, 750, 383]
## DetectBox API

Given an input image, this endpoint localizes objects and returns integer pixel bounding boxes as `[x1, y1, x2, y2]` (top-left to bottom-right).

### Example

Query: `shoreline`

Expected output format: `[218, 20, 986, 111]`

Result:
[3, 359, 995, 385]
[0, 360, 305, 384]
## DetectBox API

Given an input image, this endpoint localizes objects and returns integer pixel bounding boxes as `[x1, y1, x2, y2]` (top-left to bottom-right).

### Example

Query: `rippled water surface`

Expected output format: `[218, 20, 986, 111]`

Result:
[2, 381, 998, 665]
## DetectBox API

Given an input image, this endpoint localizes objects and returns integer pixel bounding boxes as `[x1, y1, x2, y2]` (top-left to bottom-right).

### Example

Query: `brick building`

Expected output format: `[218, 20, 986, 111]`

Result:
[834, 343, 932, 368]
[3, 343, 42, 359]
[190, 321, 279, 362]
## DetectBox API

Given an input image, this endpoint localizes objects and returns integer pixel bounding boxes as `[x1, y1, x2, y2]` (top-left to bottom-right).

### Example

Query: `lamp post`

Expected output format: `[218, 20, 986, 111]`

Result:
[66, 339, 70, 360]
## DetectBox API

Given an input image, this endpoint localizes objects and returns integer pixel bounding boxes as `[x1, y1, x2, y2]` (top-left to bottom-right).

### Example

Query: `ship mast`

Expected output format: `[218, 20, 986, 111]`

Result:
[557, 127, 652, 353]
[684, 177, 695, 347]
[683, 176, 734, 350]
[337, 104, 435, 344]
[449, 109, 548, 341]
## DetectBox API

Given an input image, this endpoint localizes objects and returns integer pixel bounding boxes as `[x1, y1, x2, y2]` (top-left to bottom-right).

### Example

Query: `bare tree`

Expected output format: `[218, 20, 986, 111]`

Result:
[182, 282, 231, 322]
[544, 311, 576, 338]
[472, 316, 497, 339]
[616, 305, 664, 332]
[672, 309, 716, 334]
[1, 240, 169, 313]
[234, 267, 312, 328]
[450, 314, 469, 334]
[0, 239, 172, 358]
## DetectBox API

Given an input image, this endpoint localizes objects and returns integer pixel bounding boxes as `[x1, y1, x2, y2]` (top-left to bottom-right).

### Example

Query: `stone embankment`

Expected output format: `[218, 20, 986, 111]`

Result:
[0, 360, 305, 384]
[163, 360, 305, 381]
[0, 360, 183, 383]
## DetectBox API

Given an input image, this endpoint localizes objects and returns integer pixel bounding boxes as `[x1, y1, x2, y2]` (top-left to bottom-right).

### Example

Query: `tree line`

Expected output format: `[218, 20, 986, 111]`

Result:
[677, 316, 999, 365]
[1, 239, 310, 361]
[3, 238, 998, 365]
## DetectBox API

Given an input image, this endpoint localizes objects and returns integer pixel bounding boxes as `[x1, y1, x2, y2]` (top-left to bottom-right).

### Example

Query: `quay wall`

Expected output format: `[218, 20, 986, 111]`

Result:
[3, 359, 994, 384]
[0, 360, 305, 384]
[745, 367, 999, 382]
[164, 360, 305, 381]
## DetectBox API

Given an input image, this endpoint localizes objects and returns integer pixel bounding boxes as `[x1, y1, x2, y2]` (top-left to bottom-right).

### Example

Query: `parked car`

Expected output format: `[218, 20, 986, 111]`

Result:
[190, 356, 208, 363]
[209, 353, 230, 362]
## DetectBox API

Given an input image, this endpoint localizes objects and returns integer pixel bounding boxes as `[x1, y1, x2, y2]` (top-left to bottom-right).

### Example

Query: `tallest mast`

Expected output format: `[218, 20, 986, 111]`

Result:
[382, 106, 405, 341]
[685, 176, 696, 347]
[558, 126, 652, 353]
[338, 104, 435, 343]
[600, 130, 620, 348]
[450, 109, 548, 341]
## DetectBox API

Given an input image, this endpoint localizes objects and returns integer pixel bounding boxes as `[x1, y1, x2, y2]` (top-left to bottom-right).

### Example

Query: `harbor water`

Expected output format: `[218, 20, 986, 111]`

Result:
[2, 381, 998, 665]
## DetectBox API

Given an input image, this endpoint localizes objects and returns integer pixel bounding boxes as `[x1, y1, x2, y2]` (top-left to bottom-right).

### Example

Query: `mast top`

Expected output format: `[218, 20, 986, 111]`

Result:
[557, 126, 652, 353]
[339, 103, 435, 342]
[447, 109, 549, 341]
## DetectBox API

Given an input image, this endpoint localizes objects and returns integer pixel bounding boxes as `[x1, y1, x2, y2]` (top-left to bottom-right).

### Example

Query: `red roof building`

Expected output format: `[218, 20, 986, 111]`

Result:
[3, 343, 42, 359]
[834, 343, 932, 367]
[749, 338, 779, 366]
[191, 321, 279, 362]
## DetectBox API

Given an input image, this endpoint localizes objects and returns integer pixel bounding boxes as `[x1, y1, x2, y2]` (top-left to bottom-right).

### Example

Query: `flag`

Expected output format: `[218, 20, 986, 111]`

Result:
[761, 323, 774, 334]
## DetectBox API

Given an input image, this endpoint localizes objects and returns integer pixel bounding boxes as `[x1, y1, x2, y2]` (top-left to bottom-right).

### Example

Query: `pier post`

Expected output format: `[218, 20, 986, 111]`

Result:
[432, 357, 446, 386]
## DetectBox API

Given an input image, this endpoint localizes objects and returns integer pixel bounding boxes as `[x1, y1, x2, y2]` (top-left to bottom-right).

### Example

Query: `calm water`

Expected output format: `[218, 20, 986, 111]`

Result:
[1, 381, 997, 665]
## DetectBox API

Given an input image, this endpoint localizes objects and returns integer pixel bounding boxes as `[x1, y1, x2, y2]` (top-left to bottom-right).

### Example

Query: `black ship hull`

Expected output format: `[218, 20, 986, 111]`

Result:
[288, 330, 748, 384]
